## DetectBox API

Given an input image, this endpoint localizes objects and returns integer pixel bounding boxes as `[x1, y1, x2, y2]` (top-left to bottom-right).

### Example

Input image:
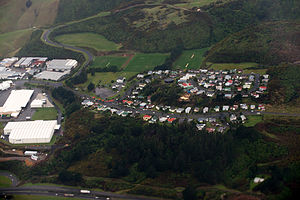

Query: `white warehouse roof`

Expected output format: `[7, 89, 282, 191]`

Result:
[47, 59, 78, 71]
[34, 70, 70, 81]
[0, 89, 34, 115]
[5, 120, 58, 144]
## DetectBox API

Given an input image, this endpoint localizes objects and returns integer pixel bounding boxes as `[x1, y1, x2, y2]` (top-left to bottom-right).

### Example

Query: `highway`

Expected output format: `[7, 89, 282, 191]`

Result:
[0, 185, 161, 200]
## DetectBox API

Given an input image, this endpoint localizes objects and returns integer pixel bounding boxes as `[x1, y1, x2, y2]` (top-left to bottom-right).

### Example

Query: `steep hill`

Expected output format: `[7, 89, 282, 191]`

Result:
[203, 21, 300, 65]
[0, 0, 59, 33]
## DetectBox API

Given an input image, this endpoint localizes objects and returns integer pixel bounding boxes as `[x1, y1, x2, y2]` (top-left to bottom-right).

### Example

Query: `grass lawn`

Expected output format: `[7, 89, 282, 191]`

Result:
[32, 107, 58, 120]
[0, 29, 32, 57]
[208, 62, 267, 75]
[124, 53, 169, 73]
[90, 56, 128, 69]
[173, 48, 208, 70]
[244, 115, 263, 127]
[0, 176, 12, 187]
[12, 195, 84, 200]
[55, 32, 122, 52]
[79, 72, 137, 88]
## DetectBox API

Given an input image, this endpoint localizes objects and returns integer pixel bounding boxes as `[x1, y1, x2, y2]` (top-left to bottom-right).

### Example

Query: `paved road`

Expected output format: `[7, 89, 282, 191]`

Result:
[42, 28, 94, 76]
[0, 185, 162, 200]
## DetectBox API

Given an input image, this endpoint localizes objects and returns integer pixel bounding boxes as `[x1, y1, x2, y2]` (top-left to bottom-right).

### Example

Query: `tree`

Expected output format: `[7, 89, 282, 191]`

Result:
[58, 170, 83, 185]
[87, 82, 95, 91]
[182, 185, 197, 200]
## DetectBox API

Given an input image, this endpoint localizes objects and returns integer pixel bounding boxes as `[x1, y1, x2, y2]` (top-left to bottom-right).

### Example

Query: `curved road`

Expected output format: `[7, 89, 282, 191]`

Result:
[42, 28, 94, 76]
[0, 171, 19, 187]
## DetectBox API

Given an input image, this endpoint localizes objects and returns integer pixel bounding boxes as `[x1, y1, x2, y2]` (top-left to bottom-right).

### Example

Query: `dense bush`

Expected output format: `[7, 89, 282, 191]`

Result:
[17, 30, 85, 63]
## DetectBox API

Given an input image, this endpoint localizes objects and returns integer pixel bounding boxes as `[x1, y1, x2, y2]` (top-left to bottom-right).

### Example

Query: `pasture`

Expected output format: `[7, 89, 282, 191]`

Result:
[0, 29, 32, 57]
[32, 108, 58, 121]
[90, 56, 128, 69]
[208, 62, 267, 74]
[173, 48, 208, 70]
[55, 33, 122, 52]
[124, 53, 168, 73]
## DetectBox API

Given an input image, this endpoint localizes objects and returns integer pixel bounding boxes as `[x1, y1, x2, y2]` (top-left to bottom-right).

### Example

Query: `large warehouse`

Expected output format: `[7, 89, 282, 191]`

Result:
[4, 120, 59, 144]
[46, 59, 78, 72]
[0, 89, 34, 117]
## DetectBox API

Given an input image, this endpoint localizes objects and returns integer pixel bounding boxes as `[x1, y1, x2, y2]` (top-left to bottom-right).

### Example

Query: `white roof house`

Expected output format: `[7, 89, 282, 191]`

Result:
[46, 59, 78, 72]
[0, 81, 12, 91]
[4, 120, 58, 144]
[0, 90, 34, 117]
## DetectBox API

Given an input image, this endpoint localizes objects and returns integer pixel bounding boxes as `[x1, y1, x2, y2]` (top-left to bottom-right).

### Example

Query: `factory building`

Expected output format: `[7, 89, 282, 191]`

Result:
[34, 70, 70, 81]
[14, 57, 47, 68]
[4, 120, 59, 144]
[0, 89, 34, 117]
[0, 57, 18, 67]
[46, 59, 78, 72]
[0, 67, 23, 80]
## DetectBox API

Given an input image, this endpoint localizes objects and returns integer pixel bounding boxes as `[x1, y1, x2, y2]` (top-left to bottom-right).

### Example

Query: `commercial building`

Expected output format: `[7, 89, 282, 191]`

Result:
[0, 67, 23, 80]
[4, 120, 59, 144]
[0, 80, 13, 91]
[46, 59, 78, 72]
[0, 89, 34, 117]
[14, 57, 47, 68]
[0, 57, 18, 67]
[34, 70, 69, 81]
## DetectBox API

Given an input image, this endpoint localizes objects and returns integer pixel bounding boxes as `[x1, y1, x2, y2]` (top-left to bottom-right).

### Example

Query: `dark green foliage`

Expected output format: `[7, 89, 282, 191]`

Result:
[58, 170, 83, 186]
[68, 70, 88, 85]
[154, 45, 183, 70]
[182, 185, 197, 200]
[267, 64, 300, 104]
[35, 109, 286, 187]
[204, 22, 300, 65]
[142, 80, 184, 106]
[87, 82, 95, 91]
[55, 0, 132, 23]
[17, 30, 85, 63]
[52, 87, 80, 116]
[88, 65, 119, 73]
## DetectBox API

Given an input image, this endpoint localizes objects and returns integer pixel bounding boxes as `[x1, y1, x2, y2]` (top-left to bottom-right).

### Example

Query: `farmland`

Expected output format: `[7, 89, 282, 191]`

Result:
[89, 56, 128, 70]
[55, 33, 122, 52]
[0, 29, 32, 57]
[124, 53, 169, 73]
[173, 48, 208, 70]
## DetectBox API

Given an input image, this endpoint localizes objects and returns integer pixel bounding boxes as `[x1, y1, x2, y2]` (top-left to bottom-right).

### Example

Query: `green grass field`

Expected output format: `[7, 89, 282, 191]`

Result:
[81, 72, 137, 87]
[0, 176, 12, 187]
[55, 33, 122, 52]
[90, 56, 128, 69]
[173, 48, 208, 69]
[0, 29, 33, 57]
[124, 53, 169, 72]
[32, 108, 58, 121]
[208, 62, 267, 74]
[244, 115, 263, 127]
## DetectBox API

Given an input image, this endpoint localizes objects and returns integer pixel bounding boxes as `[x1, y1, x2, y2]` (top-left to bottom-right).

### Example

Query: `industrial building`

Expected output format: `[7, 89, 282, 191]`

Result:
[4, 120, 59, 144]
[34, 70, 70, 81]
[14, 57, 47, 68]
[0, 80, 13, 91]
[46, 59, 78, 72]
[0, 57, 18, 67]
[0, 89, 34, 117]
[0, 67, 23, 80]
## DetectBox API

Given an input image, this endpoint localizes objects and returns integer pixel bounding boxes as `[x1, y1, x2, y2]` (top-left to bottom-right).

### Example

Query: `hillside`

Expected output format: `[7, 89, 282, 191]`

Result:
[0, 0, 59, 33]
[203, 21, 300, 65]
